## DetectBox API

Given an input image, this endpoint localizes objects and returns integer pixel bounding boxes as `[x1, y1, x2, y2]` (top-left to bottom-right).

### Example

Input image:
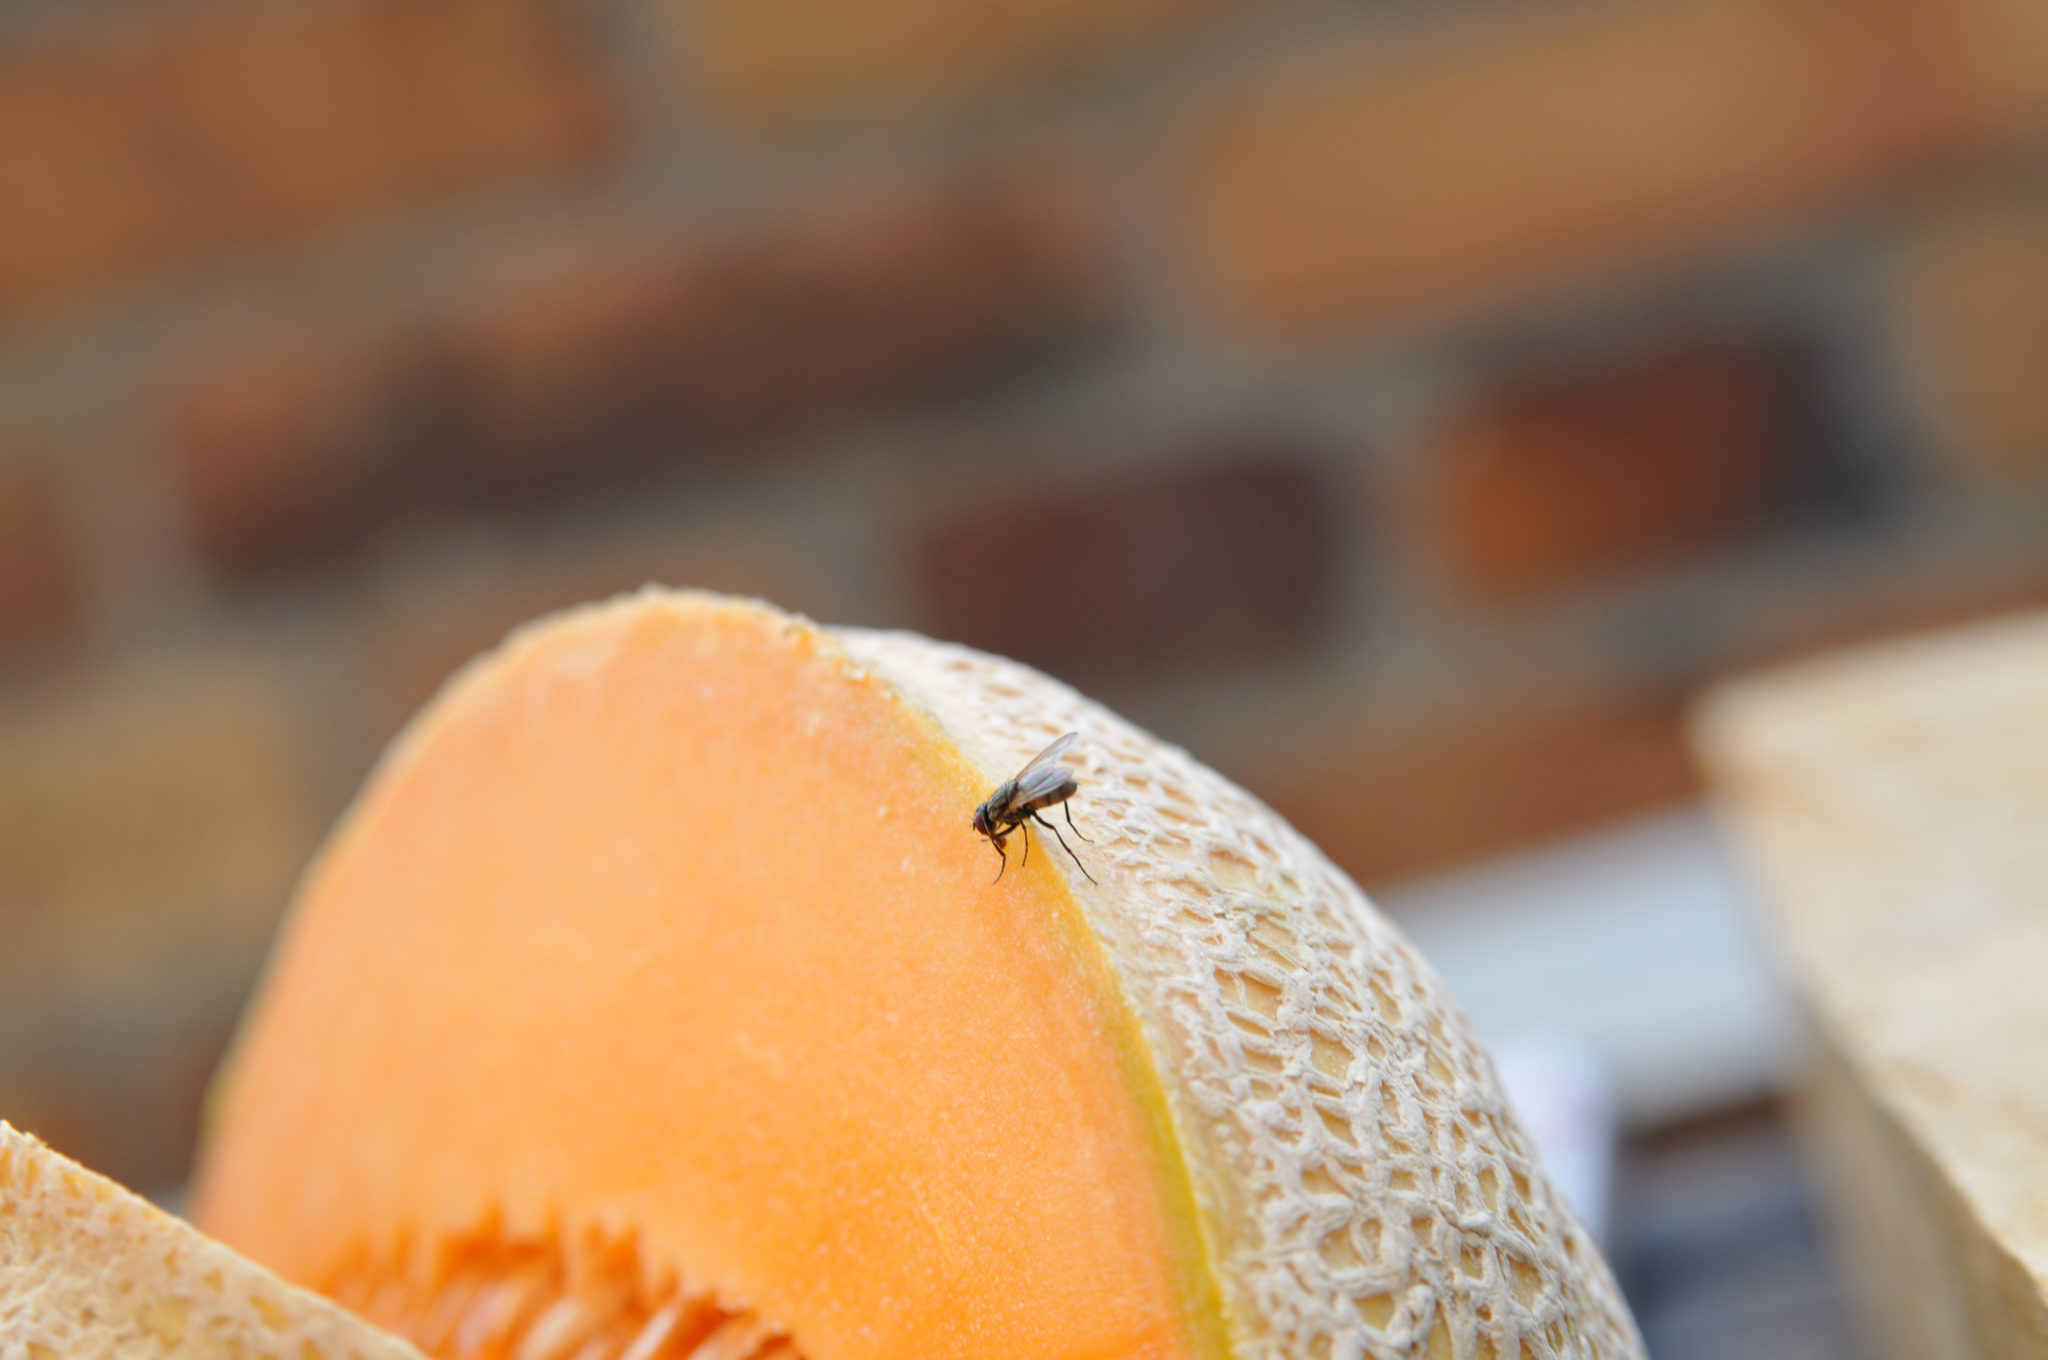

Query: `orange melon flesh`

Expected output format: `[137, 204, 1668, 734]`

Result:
[194, 594, 1217, 1360]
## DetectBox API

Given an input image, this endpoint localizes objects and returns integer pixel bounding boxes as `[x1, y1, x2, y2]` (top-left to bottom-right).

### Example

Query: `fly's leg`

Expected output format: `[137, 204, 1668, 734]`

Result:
[1033, 812, 1096, 885]
[1062, 798, 1093, 843]
[1019, 820, 1031, 869]
[991, 832, 1009, 883]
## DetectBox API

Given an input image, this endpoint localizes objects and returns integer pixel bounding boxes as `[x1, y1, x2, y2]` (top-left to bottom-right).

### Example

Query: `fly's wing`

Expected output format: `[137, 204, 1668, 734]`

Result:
[1011, 762, 1078, 806]
[1014, 732, 1079, 779]
[1009, 732, 1081, 804]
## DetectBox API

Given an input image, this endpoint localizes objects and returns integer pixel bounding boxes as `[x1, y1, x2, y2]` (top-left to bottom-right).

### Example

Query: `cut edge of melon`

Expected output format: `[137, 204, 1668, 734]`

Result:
[0, 1120, 425, 1360]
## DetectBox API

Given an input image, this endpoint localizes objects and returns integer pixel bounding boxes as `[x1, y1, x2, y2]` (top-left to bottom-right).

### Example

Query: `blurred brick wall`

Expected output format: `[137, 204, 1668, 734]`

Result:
[3, 0, 2047, 1186]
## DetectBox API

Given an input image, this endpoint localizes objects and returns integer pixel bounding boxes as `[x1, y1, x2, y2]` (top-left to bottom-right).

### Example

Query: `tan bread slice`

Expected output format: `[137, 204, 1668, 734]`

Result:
[0, 1121, 424, 1360]
[196, 590, 1643, 1360]
[1697, 614, 2048, 1358]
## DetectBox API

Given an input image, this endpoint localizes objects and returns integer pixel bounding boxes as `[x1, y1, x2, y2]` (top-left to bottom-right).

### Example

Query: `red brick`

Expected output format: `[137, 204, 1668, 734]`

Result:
[424, 237, 705, 494]
[0, 461, 78, 650]
[157, 167, 1118, 570]
[0, 650, 329, 1187]
[1242, 687, 1698, 885]
[688, 0, 1242, 132]
[916, 453, 1338, 681]
[438, 168, 1117, 494]
[1178, 0, 1981, 339]
[1421, 342, 1817, 605]
[1951, 0, 2048, 137]
[1891, 196, 2048, 481]
[162, 323, 417, 573]
[0, 0, 617, 322]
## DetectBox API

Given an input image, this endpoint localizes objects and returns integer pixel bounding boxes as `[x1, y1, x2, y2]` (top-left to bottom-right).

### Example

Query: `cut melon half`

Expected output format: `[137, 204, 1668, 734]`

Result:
[194, 591, 1642, 1360]
[0, 1121, 424, 1360]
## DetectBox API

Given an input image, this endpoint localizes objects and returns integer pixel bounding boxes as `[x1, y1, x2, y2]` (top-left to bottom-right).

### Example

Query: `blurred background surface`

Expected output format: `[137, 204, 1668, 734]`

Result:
[3, 0, 2046, 1352]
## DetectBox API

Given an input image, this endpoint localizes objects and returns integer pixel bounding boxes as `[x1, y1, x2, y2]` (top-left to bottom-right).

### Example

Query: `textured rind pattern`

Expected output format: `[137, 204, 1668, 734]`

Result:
[837, 626, 1645, 1360]
[0, 1122, 424, 1360]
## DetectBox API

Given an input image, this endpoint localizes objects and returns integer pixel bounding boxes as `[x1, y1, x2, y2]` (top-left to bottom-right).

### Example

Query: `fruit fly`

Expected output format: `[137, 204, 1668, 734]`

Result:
[972, 731, 1096, 884]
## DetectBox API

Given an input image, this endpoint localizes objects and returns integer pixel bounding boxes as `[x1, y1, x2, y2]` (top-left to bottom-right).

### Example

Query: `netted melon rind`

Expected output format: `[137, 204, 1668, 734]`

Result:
[838, 627, 1645, 1360]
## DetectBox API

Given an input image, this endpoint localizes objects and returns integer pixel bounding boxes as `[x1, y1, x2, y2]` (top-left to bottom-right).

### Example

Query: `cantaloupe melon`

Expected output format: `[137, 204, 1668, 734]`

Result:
[193, 590, 1643, 1360]
[0, 1121, 424, 1360]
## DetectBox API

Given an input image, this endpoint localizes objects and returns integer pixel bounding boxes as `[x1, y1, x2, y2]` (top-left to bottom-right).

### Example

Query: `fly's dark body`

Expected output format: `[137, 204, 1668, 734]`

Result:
[972, 731, 1095, 884]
